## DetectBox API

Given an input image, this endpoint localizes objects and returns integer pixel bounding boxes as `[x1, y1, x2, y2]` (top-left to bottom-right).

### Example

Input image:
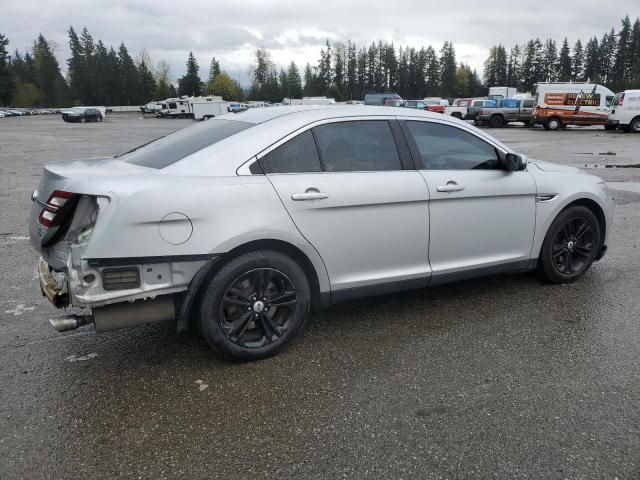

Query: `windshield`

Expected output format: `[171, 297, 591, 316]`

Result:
[118, 119, 254, 169]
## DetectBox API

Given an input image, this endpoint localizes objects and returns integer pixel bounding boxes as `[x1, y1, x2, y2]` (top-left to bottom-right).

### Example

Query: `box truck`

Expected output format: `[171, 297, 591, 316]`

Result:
[608, 90, 640, 132]
[532, 82, 615, 130]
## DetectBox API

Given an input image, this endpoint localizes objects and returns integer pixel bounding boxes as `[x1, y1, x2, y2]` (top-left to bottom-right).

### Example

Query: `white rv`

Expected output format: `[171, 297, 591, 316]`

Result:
[608, 90, 640, 133]
[532, 82, 615, 130]
[157, 97, 191, 118]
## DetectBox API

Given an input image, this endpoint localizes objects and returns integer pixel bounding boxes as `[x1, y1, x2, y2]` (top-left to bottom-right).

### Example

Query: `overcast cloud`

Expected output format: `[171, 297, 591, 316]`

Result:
[2, 0, 637, 85]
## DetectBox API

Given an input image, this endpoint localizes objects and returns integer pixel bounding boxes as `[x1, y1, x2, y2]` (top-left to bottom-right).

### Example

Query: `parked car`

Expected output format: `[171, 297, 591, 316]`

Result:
[30, 106, 613, 361]
[403, 100, 428, 110]
[228, 103, 248, 113]
[467, 99, 498, 123]
[62, 107, 103, 123]
[422, 98, 447, 114]
[384, 98, 404, 107]
[0, 111, 5, 118]
[608, 90, 640, 132]
[364, 92, 402, 106]
[477, 98, 535, 127]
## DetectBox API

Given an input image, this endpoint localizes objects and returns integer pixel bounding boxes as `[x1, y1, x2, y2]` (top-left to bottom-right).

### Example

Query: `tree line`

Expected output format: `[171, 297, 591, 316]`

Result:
[0, 14, 638, 107]
[483, 14, 640, 93]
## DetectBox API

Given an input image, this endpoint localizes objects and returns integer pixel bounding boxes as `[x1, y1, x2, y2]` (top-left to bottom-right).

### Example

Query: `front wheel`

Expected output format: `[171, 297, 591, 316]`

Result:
[539, 206, 601, 283]
[489, 115, 504, 128]
[544, 117, 561, 131]
[199, 251, 310, 361]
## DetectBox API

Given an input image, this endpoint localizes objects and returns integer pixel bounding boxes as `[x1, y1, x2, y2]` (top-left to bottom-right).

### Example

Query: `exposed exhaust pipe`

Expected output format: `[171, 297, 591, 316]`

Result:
[49, 314, 94, 332]
[48, 296, 176, 333]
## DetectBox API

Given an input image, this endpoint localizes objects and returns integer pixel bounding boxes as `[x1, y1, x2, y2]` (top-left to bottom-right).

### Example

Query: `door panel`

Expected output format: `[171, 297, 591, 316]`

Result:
[268, 171, 430, 290]
[421, 170, 536, 275]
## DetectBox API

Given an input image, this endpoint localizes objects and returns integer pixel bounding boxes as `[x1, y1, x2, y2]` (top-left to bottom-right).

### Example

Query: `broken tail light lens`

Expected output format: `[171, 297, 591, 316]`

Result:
[38, 190, 77, 227]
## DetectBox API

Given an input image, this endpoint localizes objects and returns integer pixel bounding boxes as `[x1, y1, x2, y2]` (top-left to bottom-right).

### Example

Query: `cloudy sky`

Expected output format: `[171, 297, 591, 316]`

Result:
[3, 0, 637, 85]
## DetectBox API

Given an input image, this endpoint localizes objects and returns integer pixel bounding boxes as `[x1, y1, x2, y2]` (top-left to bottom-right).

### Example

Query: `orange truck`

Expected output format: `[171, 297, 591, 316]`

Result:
[532, 82, 616, 131]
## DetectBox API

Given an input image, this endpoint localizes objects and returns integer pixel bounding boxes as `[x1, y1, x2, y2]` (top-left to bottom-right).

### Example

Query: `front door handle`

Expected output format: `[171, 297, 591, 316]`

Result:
[436, 181, 465, 193]
[291, 188, 329, 201]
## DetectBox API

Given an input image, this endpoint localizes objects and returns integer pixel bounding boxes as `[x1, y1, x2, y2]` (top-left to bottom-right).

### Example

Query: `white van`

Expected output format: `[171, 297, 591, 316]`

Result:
[532, 82, 615, 130]
[608, 90, 640, 132]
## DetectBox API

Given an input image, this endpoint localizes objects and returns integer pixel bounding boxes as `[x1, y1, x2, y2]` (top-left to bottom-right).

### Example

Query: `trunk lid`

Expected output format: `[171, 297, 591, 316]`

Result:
[29, 157, 153, 262]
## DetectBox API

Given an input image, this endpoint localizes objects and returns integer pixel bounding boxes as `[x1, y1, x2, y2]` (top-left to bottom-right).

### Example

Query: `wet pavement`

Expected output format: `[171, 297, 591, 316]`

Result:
[1, 115, 639, 479]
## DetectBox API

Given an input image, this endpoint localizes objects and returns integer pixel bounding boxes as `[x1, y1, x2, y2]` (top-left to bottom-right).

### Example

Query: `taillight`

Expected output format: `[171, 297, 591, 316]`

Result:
[38, 190, 76, 227]
[619, 95, 624, 106]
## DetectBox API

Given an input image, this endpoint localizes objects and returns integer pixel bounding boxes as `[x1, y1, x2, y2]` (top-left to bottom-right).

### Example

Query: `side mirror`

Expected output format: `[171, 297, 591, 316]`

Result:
[504, 153, 527, 171]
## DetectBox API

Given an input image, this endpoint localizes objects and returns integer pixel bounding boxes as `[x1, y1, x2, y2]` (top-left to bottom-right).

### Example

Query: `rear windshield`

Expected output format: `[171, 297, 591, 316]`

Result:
[118, 119, 253, 169]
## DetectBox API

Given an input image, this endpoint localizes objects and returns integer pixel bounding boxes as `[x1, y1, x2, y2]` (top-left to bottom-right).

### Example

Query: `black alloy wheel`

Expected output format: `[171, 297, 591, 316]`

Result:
[199, 250, 310, 361]
[550, 217, 595, 275]
[539, 206, 601, 283]
[219, 268, 297, 348]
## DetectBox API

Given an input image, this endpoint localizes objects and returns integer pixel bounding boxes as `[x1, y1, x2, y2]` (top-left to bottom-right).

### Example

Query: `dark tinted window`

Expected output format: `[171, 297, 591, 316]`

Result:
[119, 119, 253, 169]
[313, 121, 401, 172]
[259, 130, 322, 174]
[406, 121, 499, 170]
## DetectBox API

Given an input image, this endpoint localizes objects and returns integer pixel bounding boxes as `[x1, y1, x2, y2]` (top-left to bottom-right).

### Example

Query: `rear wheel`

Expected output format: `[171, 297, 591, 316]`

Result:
[489, 115, 504, 128]
[544, 117, 561, 131]
[630, 117, 640, 133]
[199, 251, 310, 361]
[539, 206, 601, 283]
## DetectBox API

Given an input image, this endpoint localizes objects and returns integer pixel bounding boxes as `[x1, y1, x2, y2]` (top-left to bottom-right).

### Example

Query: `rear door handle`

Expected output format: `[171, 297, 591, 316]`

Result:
[291, 188, 329, 201]
[436, 181, 465, 193]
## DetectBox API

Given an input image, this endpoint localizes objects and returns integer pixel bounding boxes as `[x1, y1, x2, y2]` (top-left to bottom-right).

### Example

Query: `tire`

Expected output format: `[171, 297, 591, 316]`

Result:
[489, 115, 504, 128]
[630, 117, 640, 133]
[80, 117, 86, 123]
[544, 117, 561, 131]
[199, 250, 310, 361]
[539, 206, 601, 284]
[451, 112, 462, 119]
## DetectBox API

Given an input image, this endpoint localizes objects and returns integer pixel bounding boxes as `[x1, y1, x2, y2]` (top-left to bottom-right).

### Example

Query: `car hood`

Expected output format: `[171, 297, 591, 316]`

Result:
[531, 160, 585, 174]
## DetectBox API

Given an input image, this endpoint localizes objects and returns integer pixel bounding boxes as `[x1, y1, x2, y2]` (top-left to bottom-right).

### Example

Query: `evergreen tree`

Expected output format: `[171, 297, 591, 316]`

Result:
[572, 39, 584, 80]
[177, 51, 202, 97]
[542, 39, 558, 82]
[119, 42, 142, 104]
[32, 34, 69, 106]
[317, 40, 332, 95]
[333, 42, 346, 100]
[356, 47, 367, 97]
[612, 15, 632, 89]
[0, 33, 15, 105]
[155, 60, 172, 99]
[507, 45, 521, 88]
[630, 18, 640, 87]
[278, 67, 289, 98]
[483, 45, 508, 86]
[138, 59, 156, 103]
[583, 37, 600, 82]
[439, 41, 457, 97]
[208, 57, 221, 82]
[287, 61, 302, 99]
[557, 38, 572, 82]
[424, 46, 439, 97]
[598, 29, 617, 84]
[346, 41, 357, 100]
[103, 47, 122, 104]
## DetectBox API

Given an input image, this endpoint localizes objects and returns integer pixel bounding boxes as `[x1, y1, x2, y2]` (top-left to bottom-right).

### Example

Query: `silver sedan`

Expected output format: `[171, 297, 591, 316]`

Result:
[29, 106, 614, 361]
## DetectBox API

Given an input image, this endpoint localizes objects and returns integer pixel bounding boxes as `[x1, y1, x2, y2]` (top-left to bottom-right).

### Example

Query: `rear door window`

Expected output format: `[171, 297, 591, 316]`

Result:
[313, 121, 402, 172]
[258, 130, 322, 174]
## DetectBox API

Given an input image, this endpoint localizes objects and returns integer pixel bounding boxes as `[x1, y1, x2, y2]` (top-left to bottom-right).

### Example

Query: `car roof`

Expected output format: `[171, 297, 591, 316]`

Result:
[227, 105, 445, 125]
[163, 105, 510, 177]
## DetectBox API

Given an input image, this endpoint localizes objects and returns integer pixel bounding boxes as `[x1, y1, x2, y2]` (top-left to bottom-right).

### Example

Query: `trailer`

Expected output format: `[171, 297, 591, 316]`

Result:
[191, 101, 229, 120]
[488, 87, 517, 101]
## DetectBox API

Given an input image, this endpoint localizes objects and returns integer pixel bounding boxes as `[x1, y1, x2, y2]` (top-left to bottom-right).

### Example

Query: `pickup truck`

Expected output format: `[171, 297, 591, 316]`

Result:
[468, 99, 498, 123]
[477, 98, 535, 127]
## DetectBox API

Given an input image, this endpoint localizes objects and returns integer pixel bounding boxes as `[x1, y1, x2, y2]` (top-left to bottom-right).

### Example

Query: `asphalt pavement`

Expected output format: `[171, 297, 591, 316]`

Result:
[1, 114, 639, 479]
